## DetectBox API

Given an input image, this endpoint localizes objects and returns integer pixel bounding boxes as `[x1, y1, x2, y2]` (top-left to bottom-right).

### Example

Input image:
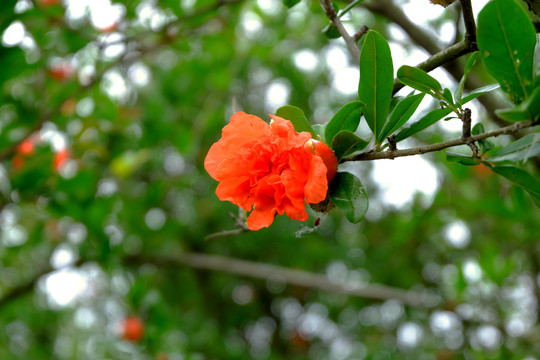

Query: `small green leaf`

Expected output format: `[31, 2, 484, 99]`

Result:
[323, 24, 341, 39]
[472, 123, 494, 153]
[275, 105, 317, 138]
[311, 123, 327, 142]
[461, 84, 500, 103]
[330, 171, 369, 223]
[455, 52, 479, 106]
[397, 65, 442, 95]
[477, 0, 536, 103]
[446, 152, 481, 166]
[495, 86, 540, 122]
[472, 123, 485, 135]
[331, 130, 370, 160]
[325, 101, 364, 146]
[395, 108, 452, 142]
[358, 30, 393, 144]
[283, 0, 301, 8]
[488, 133, 540, 163]
[379, 93, 425, 142]
[442, 88, 454, 106]
[492, 166, 540, 206]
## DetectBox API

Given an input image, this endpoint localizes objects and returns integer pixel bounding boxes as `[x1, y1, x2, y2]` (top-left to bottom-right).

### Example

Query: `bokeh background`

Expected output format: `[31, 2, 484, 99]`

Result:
[1, 0, 539, 359]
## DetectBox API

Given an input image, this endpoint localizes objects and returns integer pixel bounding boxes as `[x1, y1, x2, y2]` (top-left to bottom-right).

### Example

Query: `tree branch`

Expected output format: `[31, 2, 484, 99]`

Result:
[320, 0, 361, 63]
[345, 121, 538, 162]
[460, 0, 476, 43]
[125, 252, 431, 307]
[393, 40, 472, 94]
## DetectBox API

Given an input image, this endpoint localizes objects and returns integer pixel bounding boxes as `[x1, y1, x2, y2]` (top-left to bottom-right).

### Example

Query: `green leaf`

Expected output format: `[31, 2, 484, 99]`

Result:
[330, 171, 369, 223]
[325, 101, 364, 146]
[455, 52, 479, 106]
[358, 30, 393, 144]
[311, 123, 327, 142]
[488, 133, 540, 163]
[379, 93, 425, 142]
[472, 123, 494, 153]
[442, 88, 454, 106]
[461, 84, 500, 103]
[275, 105, 317, 138]
[477, 0, 536, 103]
[395, 108, 452, 142]
[495, 86, 540, 122]
[386, 85, 498, 143]
[323, 24, 341, 39]
[283, 0, 301, 8]
[397, 65, 442, 96]
[446, 152, 481, 166]
[492, 166, 540, 206]
[331, 130, 370, 161]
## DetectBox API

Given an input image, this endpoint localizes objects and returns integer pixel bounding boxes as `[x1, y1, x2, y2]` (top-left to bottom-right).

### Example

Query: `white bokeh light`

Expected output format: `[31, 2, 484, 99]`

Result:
[397, 322, 423, 349]
[443, 220, 471, 248]
[293, 49, 319, 72]
[2, 21, 25, 47]
[265, 80, 291, 111]
[371, 155, 440, 208]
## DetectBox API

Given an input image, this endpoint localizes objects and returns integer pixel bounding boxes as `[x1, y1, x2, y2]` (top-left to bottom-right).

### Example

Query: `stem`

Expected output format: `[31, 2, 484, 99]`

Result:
[344, 121, 538, 161]
[320, 0, 361, 63]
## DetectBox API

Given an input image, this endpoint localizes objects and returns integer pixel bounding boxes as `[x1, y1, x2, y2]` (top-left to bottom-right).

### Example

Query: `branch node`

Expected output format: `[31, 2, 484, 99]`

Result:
[353, 25, 369, 42]
[461, 108, 480, 157]
[387, 135, 397, 153]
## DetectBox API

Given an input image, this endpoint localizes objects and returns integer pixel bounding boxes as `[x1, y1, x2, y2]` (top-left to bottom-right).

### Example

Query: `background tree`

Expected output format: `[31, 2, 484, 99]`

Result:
[0, 0, 539, 359]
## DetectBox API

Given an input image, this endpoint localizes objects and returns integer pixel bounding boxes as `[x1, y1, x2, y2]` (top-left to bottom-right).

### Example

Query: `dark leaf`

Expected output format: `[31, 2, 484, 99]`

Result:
[325, 101, 364, 146]
[329, 171, 369, 223]
[477, 0, 536, 103]
[358, 30, 393, 144]
[379, 93, 425, 142]
[331, 130, 370, 160]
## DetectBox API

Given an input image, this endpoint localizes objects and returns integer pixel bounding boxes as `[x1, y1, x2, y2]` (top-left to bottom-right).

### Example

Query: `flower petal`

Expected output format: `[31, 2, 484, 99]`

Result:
[205, 112, 270, 179]
[247, 199, 276, 230]
[304, 155, 328, 204]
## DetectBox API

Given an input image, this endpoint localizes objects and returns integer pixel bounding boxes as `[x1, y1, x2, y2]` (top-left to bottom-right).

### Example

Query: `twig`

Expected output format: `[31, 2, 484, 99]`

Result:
[320, 0, 361, 63]
[344, 121, 538, 162]
[204, 209, 248, 240]
[392, 40, 472, 94]
[204, 228, 246, 241]
[460, 0, 476, 44]
[125, 253, 430, 307]
[353, 25, 369, 42]
[461, 108, 480, 157]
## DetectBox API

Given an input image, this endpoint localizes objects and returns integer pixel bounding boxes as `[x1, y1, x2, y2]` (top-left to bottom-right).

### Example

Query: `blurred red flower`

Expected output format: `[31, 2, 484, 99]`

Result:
[205, 112, 335, 230]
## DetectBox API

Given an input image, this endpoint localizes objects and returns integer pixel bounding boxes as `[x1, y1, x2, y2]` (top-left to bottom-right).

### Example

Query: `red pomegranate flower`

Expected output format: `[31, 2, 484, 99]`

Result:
[205, 111, 336, 230]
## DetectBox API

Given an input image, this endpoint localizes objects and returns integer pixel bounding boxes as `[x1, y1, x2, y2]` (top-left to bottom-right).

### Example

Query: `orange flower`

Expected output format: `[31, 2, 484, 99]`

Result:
[205, 112, 335, 230]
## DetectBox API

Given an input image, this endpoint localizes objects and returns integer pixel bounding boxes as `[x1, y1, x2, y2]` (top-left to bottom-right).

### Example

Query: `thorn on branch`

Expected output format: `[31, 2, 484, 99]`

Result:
[462, 108, 472, 138]
[461, 108, 480, 158]
[387, 135, 397, 153]
[353, 25, 369, 42]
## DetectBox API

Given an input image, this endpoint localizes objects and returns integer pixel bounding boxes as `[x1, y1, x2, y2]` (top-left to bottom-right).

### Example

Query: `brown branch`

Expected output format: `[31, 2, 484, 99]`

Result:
[125, 252, 430, 307]
[353, 25, 369, 42]
[320, 0, 361, 63]
[344, 121, 538, 162]
[393, 40, 472, 94]
[460, 0, 476, 44]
